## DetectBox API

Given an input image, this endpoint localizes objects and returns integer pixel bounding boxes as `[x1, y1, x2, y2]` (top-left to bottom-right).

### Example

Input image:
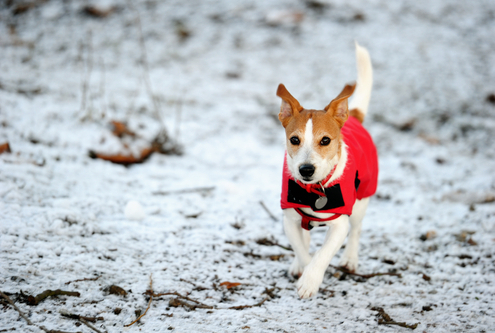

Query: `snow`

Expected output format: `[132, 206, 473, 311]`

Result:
[125, 200, 146, 221]
[1, 0, 495, 332]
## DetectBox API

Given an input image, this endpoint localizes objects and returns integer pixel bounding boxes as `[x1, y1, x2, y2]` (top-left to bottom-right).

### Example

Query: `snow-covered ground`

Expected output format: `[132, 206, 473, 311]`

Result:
[1, 0, 495, 332]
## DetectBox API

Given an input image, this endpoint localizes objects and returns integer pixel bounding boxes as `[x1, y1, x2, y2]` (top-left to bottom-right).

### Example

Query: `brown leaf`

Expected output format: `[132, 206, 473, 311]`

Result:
[467, 238, 477, 246]
[219, 282, 241, 289]
[0, 142, 11, 154]
[83, 5, 115, 18]
[89, 147, 154, 166]
[108, 285, 127, 297]
[110, 121, 135, 138]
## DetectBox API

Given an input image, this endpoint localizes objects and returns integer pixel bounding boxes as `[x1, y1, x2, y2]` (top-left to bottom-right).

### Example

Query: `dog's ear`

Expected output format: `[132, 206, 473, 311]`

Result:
[324, 82, 356, 128]
[277, 84, 303, 127]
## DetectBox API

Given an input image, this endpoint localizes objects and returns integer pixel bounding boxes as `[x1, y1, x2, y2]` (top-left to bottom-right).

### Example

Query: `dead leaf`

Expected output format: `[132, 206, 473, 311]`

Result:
[455, 230, 475, 242]
[420, 230, 437, 241]
[110, 121, 135, 138]
[0, 142, 11, 154]
[108, 285, 127, 297]
[467, 238, 478, 246]
[219, 282, 241, 289]
[89, 147, 154, 166]
[83, 5, 115, 18]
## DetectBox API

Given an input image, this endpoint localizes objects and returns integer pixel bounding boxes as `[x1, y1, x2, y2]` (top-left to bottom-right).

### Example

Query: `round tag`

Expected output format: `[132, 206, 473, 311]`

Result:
[315, 196, 328, 209]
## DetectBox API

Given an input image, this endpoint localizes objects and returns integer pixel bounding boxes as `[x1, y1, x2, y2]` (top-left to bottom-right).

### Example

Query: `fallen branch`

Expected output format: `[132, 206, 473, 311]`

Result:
[0, 291, 78, 333]
[149, 290, 268, 311]
[371, 306, 419, 330]
[151, 291, 210, 308]
[255, 237, 292, 251]
[79, 318, 104, 333]
[0, 291, 35, 326]
[60, 313, 104, 323]
[227, 297, 269, 310]
[124, 274, 153, 327]
[61, 313, 105, 333]
[168, 297, 214, 310]
[65, 276, 100, 285]
[329, 265, 402, 279]
[27, 289, 80, 306]
[179, 278, 208, 291]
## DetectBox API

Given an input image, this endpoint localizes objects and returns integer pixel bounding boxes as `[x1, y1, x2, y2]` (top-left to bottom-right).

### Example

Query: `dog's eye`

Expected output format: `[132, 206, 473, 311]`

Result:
[320, 137, 331, 146]
[290, 136, 300, 145]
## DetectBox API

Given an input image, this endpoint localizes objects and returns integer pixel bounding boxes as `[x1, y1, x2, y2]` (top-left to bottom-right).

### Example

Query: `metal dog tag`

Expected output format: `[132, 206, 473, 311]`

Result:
[315, 196, 328, 209]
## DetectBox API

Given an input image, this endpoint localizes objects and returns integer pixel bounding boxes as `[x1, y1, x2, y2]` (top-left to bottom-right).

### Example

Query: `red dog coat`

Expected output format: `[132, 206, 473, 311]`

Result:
[280, 116, 378, 230]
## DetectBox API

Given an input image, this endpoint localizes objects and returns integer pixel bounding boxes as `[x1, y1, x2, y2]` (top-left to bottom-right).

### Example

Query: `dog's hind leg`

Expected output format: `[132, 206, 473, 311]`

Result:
[283, 209, 312, 278]
[339, 197, 369, 272]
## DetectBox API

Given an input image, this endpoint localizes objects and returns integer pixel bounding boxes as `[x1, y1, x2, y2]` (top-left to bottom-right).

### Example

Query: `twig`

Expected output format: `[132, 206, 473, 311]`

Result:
[124, 274, 153, 327]
[259, 201, 278, 222]
[168, 297, 214, 310]
[174, 95, 183, 142]
[60, 313, 104, 323]
[255, 237, 292, 251]
[151, 291, 208, 306]
[329, 265, 402, 279]
[371, 306, 419, 330]
[65, 276, 100, 285]
[80, 30, 93, 119]
[0, 291, 78, 333]
[99, 56, 107, 118]
[227, 297, 269, 310]
[79, 318, 105, 333]
[0, 291, 34, 326]
[27, 289, 80, 306]
[152, 186, 215, 196]
[61, 313, 105, 333]
[179, 278, 208, 291]
[125, 0, 163, 125]
[149, 290, 268, 311]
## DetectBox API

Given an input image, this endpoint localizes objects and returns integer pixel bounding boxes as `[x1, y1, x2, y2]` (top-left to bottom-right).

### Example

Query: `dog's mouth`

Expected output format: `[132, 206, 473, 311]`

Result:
[300, 176, 315, 183]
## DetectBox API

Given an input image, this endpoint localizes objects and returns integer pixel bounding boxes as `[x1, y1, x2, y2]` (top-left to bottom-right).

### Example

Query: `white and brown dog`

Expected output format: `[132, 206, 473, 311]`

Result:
[277, 42, 378, 298]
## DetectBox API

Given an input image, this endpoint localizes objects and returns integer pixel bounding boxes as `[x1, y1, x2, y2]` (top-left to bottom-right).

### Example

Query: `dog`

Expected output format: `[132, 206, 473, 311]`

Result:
[276, 42, 378, 298]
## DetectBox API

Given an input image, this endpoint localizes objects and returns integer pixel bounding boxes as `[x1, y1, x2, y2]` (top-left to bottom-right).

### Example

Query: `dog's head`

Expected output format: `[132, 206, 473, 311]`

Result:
[277, 83, 355, 184]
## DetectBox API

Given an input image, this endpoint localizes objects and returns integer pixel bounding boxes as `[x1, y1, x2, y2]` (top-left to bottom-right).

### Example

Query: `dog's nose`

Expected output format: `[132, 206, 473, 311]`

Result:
[299, 164, 315, 178]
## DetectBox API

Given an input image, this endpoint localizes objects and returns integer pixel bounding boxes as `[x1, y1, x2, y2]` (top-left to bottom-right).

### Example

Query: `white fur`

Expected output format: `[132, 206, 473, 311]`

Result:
[283, 198, 369, 298]
[349, 41, 373, 116]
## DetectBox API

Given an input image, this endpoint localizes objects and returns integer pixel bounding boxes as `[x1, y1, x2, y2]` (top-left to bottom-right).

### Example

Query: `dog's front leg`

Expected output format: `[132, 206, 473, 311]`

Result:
[283, 209, 312, 277]
[297, 215, 349, 298]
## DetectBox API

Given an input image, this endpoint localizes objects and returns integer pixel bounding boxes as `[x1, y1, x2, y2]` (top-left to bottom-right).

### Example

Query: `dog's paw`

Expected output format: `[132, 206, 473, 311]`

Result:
[289, 259, 305, 278]
[339, 254, 358, 273]
[296, 269, 323, 299]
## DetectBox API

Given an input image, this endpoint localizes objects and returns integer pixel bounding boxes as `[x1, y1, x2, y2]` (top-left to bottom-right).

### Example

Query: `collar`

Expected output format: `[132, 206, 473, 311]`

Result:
[295, 165, 337, 196]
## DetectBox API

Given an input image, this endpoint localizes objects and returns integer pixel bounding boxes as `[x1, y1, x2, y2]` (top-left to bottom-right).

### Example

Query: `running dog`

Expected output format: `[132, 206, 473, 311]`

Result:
[277, 42, 378, 298]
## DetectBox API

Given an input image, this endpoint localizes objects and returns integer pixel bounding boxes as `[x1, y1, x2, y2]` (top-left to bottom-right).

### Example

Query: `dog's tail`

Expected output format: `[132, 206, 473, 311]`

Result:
[349, 42, 373, 123]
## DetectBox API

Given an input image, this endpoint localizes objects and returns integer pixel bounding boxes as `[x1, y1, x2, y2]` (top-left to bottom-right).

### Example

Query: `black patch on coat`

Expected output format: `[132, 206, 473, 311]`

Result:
[354, 170, 361, 190]
[287, 179, 345, 211]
